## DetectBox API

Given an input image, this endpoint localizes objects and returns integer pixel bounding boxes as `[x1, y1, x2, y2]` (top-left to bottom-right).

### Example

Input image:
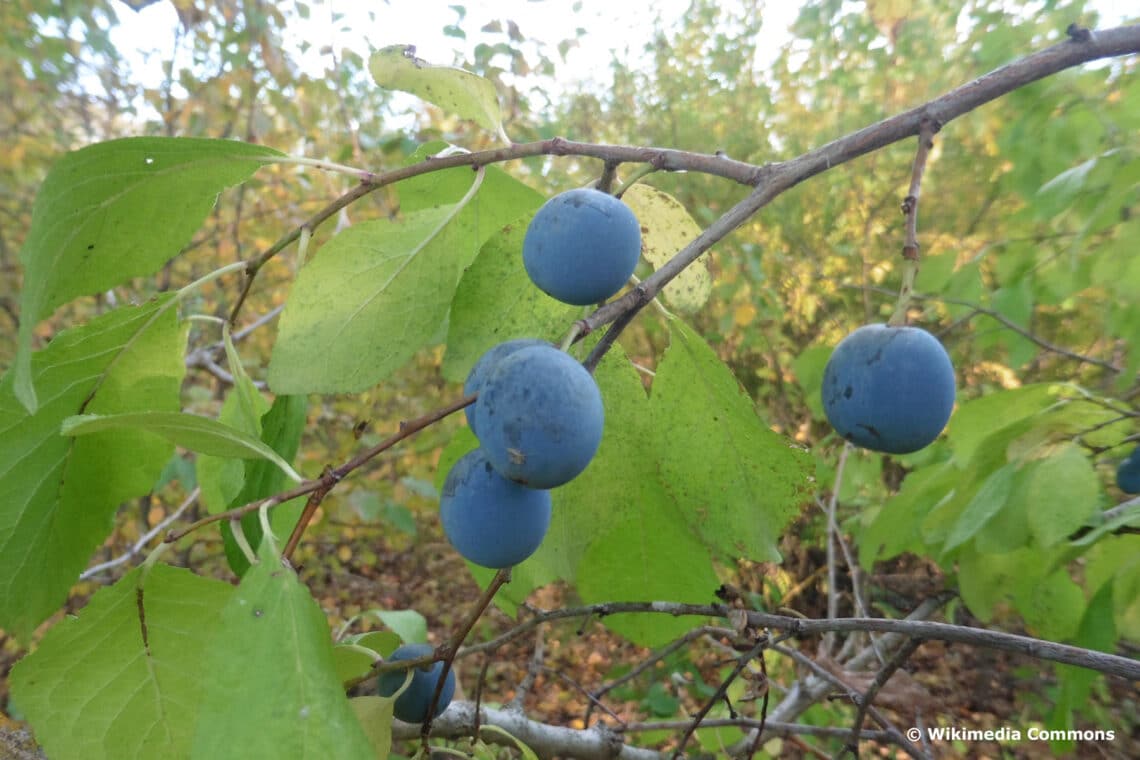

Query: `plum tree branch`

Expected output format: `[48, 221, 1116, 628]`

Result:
[740, 596, 952, 755]
[458, 601, 1140, 680]
[228, 139, 767, 325]
[578, 23, 1140, 347]
[586, 625, 737, 726]
[164, 393, 475, 544]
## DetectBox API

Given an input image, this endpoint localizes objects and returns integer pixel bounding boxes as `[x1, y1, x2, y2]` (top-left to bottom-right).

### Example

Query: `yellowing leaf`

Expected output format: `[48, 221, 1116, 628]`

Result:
[733, 302, 757, 326]
[621, 184, 712, 313]
[369, 45, 507, 142]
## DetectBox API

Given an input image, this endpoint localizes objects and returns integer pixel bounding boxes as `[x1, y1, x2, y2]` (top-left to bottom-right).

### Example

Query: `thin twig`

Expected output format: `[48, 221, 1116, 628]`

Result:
[815, 491, 884, 665]
[769, 644, 921, 760]
[842, 638, 923, 758]
[890, 119, 939, 326]
[165, 393, 475, 544]
[850, 283, 1121, 372]
[588, 626, 737, 726]
[741, 649, 771, 760]
[80, 488, 200, 580]
[822, 444, 850, 657]
[509, 625, 545, 711]
[420, 569, 512, 744]
[672, 637, 769, 758]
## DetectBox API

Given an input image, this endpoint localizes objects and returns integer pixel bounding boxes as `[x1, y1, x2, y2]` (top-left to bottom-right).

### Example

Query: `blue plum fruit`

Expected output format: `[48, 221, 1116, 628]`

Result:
[377, 643, 456, 724]
[821, 324, 956, 454]
[440, 448, 553, 568]
[463, 338, 550, 436]
[473, 345, 604, 488]
[523, 188, 642, 305]
[1117, 447, 1140, 494]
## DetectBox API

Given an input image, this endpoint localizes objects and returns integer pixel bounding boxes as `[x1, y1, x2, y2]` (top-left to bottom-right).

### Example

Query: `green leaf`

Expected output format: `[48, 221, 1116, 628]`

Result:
[14, 137, 281, 412]
[858, 461, 960, 567]
[791, 344, 832, 419]
[9, 564, 233, 760]
[221, 394, 310, 576]
[989, 278, 1037, 368]
[341, 630, 403, 659]
[398, 142, 544, 245]
[191, 544, 373, 759]
[348, 697, 394, 760]
[197, 345, 271, 513]
[332, 644, 381, 685]
[946, 384, 1058, 465]
[1084, 536, 1140, 640]
[621, 184, 712, 313]
[957, 544, 1044, 622]
[358, 609, 429, 646]
[544, 342, 671, 580]
[479, 725, 540, 760]
[441, 218, 578, 382]
[1024, 443, 1100, 547]
[1013, 566, 1085, 641]
[0, 298, 184, 641]
[942, 463, 1018, 555]
[1034, 156, 1098, 219]
[649, 320, 813, 562]
[269, 206, 468, 394]
[62, 412, 303, 483]
[369, 45, 506, 140]
[1053, 582, 1115, 714]
[578, 519, 717, 646]
[974, 463, 1032, 554]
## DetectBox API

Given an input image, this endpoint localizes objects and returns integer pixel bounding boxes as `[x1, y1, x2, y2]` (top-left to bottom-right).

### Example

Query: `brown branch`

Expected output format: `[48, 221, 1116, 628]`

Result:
[226, 138, 766, 325]
[901, 119, 939, 262]
[890, 119, 940, 326]
[164, 393, 475, 544]
[224, 26, 1140, 352]
[737, 646, 773, 760]
[419, 568, 512, 745]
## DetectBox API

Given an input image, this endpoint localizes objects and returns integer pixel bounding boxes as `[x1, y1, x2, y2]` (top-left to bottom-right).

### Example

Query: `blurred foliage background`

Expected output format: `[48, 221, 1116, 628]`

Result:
[2, 0, 1139, 753]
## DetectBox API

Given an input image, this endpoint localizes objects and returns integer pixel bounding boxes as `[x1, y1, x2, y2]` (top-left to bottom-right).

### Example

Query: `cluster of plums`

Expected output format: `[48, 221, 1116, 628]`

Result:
[439, 188, 639, 570]
[1118, 446, 1140, 494]
[378, 189, 638, 724]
